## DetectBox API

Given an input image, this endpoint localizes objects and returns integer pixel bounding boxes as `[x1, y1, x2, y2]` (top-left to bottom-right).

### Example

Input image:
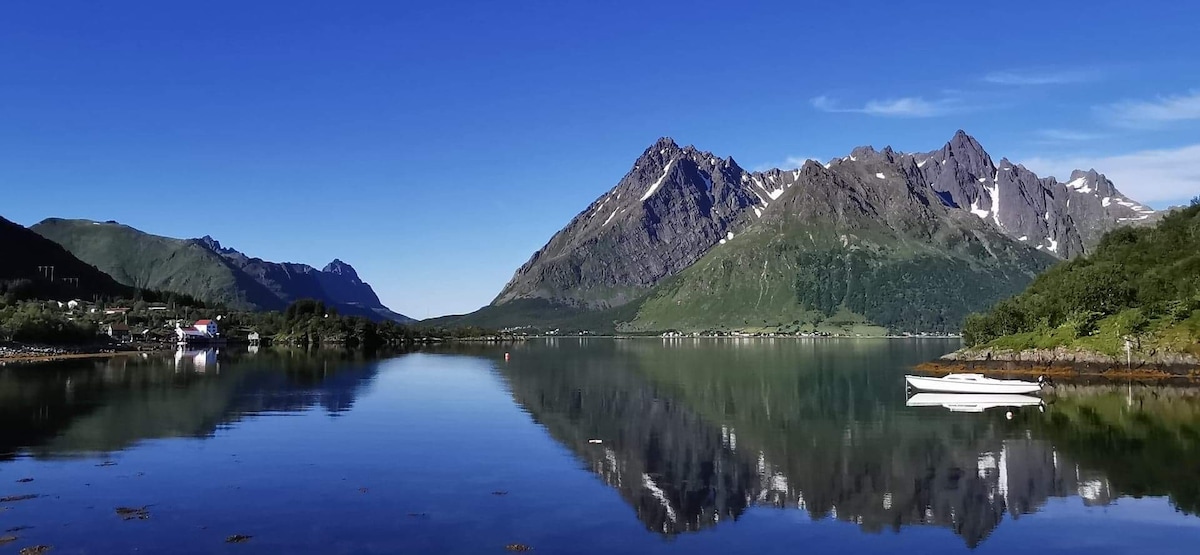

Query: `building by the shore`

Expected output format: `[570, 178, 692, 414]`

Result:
[176, 319, 224, 346]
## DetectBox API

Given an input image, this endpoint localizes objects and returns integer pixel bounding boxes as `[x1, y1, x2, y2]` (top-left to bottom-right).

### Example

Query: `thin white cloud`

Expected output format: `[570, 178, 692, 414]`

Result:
[984, 68, 1101, 85]
[753, 156, 818, 172]
[1035, 129, 1108, 142]
[783, 156, 817, 169]
[811, 95, 961, 118]
[1022, 144, 1200, 205]
[1095, 90, 1200, 129]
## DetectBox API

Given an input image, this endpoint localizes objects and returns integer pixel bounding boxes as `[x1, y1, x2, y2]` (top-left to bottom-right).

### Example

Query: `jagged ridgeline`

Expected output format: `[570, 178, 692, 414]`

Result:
[438, 131, 1159, 333]
[962, 201, 1200, 356]
[32, 219, 412, 322]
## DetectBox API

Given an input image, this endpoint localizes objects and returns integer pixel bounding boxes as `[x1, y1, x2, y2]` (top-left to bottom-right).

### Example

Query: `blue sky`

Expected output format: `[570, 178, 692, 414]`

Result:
[3, 1, 1199, 318]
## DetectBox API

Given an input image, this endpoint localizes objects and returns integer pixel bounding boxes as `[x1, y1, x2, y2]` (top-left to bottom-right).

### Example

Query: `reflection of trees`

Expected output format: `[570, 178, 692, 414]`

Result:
[1018, 385, 1200, 515]
[492, 339, 1169, 547]
[0, 349, 381, 459]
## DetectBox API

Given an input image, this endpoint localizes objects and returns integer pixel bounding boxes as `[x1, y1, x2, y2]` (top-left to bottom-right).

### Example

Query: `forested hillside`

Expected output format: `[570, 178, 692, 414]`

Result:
[963, 199, 1200, 357]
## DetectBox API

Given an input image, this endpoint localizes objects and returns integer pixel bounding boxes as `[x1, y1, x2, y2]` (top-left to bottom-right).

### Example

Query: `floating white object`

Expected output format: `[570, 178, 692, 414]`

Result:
[904, 373, 1043, 395]
[588, 439, 603, 444]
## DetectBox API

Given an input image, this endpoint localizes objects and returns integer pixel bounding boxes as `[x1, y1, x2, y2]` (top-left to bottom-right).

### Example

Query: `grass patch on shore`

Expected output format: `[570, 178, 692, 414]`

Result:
[975, 310, 1200, 359]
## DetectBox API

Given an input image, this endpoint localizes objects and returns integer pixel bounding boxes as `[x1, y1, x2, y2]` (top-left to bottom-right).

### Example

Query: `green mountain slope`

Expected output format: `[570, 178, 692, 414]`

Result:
[0, 215, 131, 301]
[32, 219, 283, 310]
[625, 161, 1056, 334]
[961, 200, 1200, 359]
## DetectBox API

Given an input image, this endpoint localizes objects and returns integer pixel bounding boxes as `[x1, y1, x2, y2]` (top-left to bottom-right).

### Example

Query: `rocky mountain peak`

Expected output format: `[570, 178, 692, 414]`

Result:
[491, 132, 1162, 316]
[195, 235, 240, 256]
[639, 137, 681, 160]
[940, 130, 994, 175]
[1064, 169, 1119, 198]
[322, 259, 361, 281]
[849, 145, 879, 160]
[197, 235, 221, 250]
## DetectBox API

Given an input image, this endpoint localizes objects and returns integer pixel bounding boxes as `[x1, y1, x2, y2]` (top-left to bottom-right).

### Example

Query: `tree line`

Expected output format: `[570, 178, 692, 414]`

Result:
[963, 199, 1200, 347]
[1, 295, 497, 347]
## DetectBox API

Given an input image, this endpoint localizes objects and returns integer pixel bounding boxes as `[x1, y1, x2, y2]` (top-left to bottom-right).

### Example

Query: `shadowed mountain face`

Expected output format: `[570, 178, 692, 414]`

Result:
[0, 215, 131, 300]
[0, 349, 382, 459]
[199, 236, 412, 322]
[469, 132, 1156, 333]
[485, 340, 1199, 547]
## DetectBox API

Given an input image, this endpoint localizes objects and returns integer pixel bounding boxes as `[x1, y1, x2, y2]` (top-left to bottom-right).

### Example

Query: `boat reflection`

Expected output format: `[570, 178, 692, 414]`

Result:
[906, 393, 1044, 413]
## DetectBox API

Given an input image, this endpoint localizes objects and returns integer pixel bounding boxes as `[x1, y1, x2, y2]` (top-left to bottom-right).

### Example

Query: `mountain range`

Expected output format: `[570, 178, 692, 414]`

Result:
[32, 219, 412, 322]
[444, 131, 1159, 333]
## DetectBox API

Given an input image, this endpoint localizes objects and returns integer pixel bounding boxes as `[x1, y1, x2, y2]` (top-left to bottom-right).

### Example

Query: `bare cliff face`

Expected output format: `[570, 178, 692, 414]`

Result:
[490, 131, 1158, 315]
[909, 131, 1156, 258]
[493, 138, 760, 309]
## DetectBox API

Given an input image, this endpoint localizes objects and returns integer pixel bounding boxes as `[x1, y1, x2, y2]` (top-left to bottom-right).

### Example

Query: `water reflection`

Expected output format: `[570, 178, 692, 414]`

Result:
[490, 339, 1200, 547]
[0, 349, 381, 460]
[0, 341, 1196, 551]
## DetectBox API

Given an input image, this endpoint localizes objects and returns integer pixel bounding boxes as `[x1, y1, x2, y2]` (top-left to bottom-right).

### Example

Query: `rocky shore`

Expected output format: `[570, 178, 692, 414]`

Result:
[0, 342, 163, 365]
[924, 346, 1200, 379]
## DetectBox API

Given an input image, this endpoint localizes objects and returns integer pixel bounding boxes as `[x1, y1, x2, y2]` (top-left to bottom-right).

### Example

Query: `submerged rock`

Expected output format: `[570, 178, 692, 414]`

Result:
[225, 535, 252, 544]
[19, 546, 51, 555]
[115, 506, 151, 521]
[0, 495, 38, 503]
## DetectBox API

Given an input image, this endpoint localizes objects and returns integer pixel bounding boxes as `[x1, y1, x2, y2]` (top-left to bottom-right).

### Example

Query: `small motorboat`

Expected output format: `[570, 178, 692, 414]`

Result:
[906, 393, 1043, 413]
[904, 373, 1043, 395]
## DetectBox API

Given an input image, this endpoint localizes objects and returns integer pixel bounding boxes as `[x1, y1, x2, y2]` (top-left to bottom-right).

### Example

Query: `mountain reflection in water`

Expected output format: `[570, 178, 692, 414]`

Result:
[0, 349, 379, 459]
[0, 340, 1197, 552]
[488, 338, 1200, 547]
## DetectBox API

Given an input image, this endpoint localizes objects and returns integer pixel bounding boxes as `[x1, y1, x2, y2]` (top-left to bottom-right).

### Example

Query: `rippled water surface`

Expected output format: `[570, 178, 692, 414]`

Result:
[2, 339, 1199, 554]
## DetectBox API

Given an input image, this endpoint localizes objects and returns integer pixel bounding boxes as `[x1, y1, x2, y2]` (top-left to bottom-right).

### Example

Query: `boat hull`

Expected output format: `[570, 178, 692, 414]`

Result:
[904, 375, 1041, 395]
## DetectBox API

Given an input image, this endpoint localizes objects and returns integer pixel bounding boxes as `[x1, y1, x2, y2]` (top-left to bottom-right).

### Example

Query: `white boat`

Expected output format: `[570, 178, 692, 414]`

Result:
[904, 373, 1043, 395]
[906, 393, 1043, 413]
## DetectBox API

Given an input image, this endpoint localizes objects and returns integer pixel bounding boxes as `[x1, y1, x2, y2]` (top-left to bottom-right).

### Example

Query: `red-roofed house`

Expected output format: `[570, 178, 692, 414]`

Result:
[194, 319, 218, 337]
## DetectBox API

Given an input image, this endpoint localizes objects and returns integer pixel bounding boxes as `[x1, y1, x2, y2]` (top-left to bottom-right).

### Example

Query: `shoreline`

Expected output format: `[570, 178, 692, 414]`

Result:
[0, 349, 163, 366]
[454, 334, 962, 341]
[916, 360, 1200, 381]
[933, 345, 1199, 378]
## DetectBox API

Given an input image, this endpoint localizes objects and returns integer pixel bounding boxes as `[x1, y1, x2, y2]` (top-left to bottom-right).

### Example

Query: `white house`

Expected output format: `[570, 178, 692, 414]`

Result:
[176, 319, 221, 344]
[194, 319, 219, 337]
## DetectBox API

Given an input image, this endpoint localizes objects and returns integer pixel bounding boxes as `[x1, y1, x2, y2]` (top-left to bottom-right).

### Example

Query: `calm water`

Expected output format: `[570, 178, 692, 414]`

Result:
[2, 340, 1199, 554]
